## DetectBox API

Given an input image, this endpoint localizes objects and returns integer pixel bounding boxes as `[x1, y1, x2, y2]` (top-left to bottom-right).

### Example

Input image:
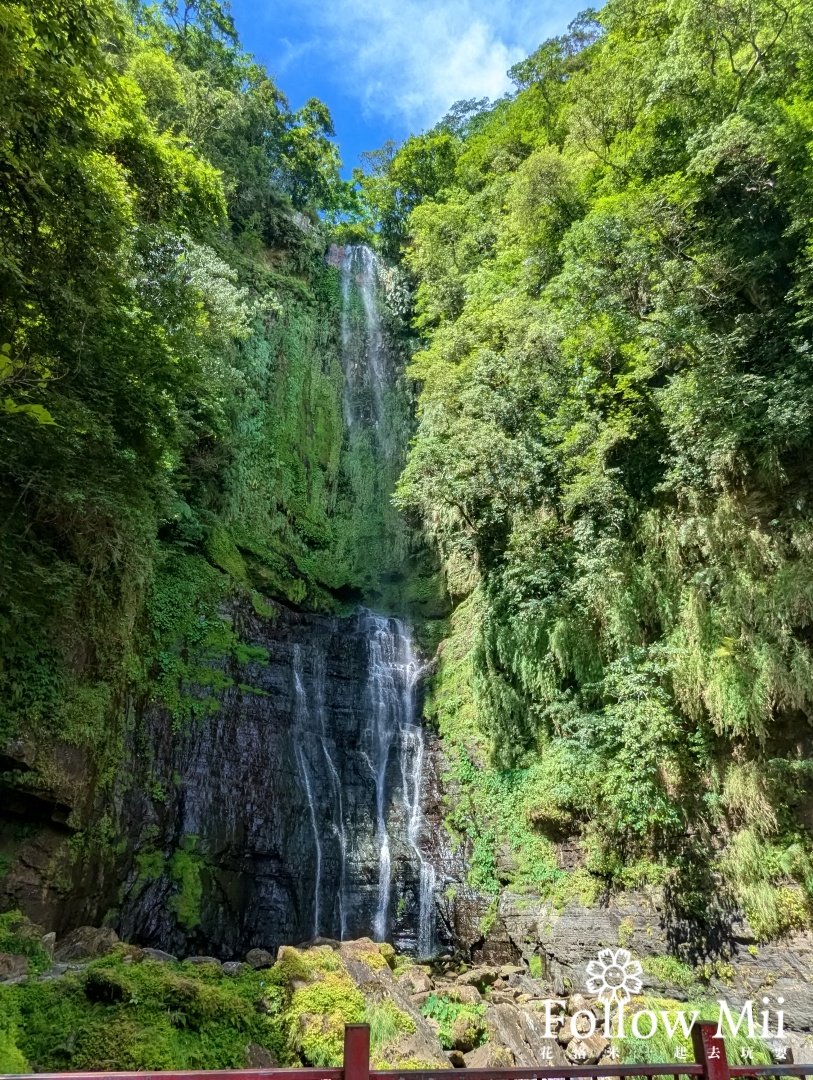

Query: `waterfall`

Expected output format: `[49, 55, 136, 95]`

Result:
[291, 641, 349, 940]
[290, 611, 435, 954]
[314, 633, 349, 942]
[360, 611, 435, 956]
[274, 242, 438, 956]
[401, 726, 437, 960]
[337, 244, 388, 435]
[292, 646, 323, 937]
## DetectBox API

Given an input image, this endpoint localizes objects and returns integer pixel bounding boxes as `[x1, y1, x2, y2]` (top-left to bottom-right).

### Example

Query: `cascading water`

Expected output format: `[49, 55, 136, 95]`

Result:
[267, 244, 439, 955]
[289, 610, 435, 954]
[363, 612, 417, 942]
[119, 245, 440, 958]
[337, 244, 389, 437]
[291, 645, 324, 938]
[336, 243, 436, 952]
[360, 611, 436, 958]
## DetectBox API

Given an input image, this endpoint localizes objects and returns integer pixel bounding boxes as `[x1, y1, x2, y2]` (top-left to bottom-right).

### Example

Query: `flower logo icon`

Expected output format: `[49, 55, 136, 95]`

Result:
[586, 948, 643, 1003]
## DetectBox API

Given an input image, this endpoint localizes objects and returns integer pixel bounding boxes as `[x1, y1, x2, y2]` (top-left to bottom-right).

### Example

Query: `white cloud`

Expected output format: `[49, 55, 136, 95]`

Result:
[285, 0, 576, 132]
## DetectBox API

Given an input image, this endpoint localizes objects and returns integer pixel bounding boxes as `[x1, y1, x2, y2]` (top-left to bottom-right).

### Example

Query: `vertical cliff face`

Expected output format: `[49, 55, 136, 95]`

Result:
[115, 602, 442, 958]
[0, 239, 452, 958]
[111, 244, 447, 958]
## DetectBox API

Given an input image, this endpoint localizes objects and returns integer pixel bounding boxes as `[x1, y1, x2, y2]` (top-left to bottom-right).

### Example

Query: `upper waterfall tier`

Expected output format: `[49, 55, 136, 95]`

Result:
[339, 244, 387, 431]
[330, 243, 407, 459]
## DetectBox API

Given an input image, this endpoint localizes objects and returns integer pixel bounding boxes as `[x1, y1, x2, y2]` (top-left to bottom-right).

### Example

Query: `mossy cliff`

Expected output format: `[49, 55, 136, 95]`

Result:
[0, 0, 444, 946]
[358, 0, 813, 954]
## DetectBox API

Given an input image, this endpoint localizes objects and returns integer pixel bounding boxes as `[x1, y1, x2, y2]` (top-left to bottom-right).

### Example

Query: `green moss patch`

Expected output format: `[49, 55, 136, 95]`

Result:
[0, 952, 285, 1073]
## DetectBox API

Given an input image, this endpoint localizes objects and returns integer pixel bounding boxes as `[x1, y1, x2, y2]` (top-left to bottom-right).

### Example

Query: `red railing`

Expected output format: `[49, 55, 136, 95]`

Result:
[7, 1023, 812, 1080]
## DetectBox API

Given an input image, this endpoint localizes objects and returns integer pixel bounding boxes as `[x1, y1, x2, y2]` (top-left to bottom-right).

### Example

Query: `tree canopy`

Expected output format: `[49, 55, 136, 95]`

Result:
[362, 0, 813, 934]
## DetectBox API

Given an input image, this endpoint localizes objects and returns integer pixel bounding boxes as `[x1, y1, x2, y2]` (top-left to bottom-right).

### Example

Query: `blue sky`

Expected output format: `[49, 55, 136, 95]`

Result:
[226, 0, 585, 175]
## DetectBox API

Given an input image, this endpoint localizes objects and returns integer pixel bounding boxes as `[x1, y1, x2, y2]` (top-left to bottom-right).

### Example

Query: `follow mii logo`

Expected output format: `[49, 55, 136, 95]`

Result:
[536, 948, 789, 1062]
[586, 948, 643, 1003]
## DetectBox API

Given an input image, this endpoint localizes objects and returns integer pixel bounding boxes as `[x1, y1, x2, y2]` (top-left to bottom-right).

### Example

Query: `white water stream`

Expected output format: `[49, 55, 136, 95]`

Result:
[291, 611, 435, 955]
[339, 244, 387, 432]
[286, 243, 436, 954]
[359, 611, 435, 956]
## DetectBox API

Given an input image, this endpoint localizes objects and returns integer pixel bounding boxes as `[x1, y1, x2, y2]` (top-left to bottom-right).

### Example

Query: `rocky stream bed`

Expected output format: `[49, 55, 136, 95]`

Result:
[3, 915, 813, 1072]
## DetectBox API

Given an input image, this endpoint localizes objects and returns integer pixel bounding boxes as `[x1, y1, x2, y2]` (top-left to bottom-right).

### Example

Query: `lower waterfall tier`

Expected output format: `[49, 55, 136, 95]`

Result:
[115, 602, 445, 959]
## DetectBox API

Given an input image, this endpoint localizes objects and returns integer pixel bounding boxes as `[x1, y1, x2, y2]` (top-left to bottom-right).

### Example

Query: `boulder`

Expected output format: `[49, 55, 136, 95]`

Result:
[565, 1032, 608, 1065]
[185, 956, 221, 967]
[246, 1043, 279, 1068]
[276, 940, 449, 1069]
[464, 1043, 516, 1068]
[223, 961, 246, 976]
[485, 1002, 568, 1067]
[54, 926, 119, 962]
[246, 947, 275, 969]
[784, 1034, 813, 1064]
[507, 972, 546, 997]
[389, 1031, 453, 1068]
[295, 937, 340, 950]
[490, 991, 517, 1006]
[765, 1038, 793, 1064]
[448, 1050, 466, 1067]
[558, 1009, 594, 1044]
[378, 942, 397, 970]
[36, 963, 68, 981]
[142, 947, 176, 963]
[338, 938, 394, 974]
[0, 953, 28, 981]
[457, 965, 498, 989]
[447, 984, 482, 1005]
[450, 1013, 484, 1053]
[396, 966, 434, 995]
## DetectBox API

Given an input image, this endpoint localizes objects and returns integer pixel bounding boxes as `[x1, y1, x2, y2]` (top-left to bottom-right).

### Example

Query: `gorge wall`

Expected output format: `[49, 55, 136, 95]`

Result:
[115, 602, 442, 958]
[0, 238, 453, 959]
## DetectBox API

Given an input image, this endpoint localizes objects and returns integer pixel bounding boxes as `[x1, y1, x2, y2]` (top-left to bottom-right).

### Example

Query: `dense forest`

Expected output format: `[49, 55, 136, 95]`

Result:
[3, 0, 813, 1066]
[358, 0, 813, 938]
[0, 0, 438, 833]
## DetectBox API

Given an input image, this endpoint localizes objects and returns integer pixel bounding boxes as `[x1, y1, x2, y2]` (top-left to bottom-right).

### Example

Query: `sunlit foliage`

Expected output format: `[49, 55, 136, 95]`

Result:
[370, 0, 813, 934]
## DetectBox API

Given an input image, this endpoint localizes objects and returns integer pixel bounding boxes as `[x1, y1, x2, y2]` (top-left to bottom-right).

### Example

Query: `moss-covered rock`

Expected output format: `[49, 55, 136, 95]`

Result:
[0, 936, 452, 1073]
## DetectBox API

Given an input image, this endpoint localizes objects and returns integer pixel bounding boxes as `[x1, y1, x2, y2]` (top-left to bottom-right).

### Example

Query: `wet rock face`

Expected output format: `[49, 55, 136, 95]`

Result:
[115, 602, 442, 959]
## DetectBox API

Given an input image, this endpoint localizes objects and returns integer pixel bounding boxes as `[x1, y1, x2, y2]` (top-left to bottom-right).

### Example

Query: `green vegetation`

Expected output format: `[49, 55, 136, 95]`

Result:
[420, 992, 486, 1050]
[360, 0, 813, 934]
[616, 997, 772, 1066]
[0, 0, 349, 773]
[168, 837, 205, 931]
[0, 938, 431, 1073]
[641, 956, 698, 992]
[0, 0, 441, 916]
[366, 998, 417, 1060]
[0, 951, 285, 1073]
[0, 913, 51, 976]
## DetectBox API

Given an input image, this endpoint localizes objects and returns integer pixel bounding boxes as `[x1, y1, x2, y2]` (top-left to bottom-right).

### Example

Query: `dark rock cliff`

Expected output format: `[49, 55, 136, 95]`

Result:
[112, 600, 445, 958]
